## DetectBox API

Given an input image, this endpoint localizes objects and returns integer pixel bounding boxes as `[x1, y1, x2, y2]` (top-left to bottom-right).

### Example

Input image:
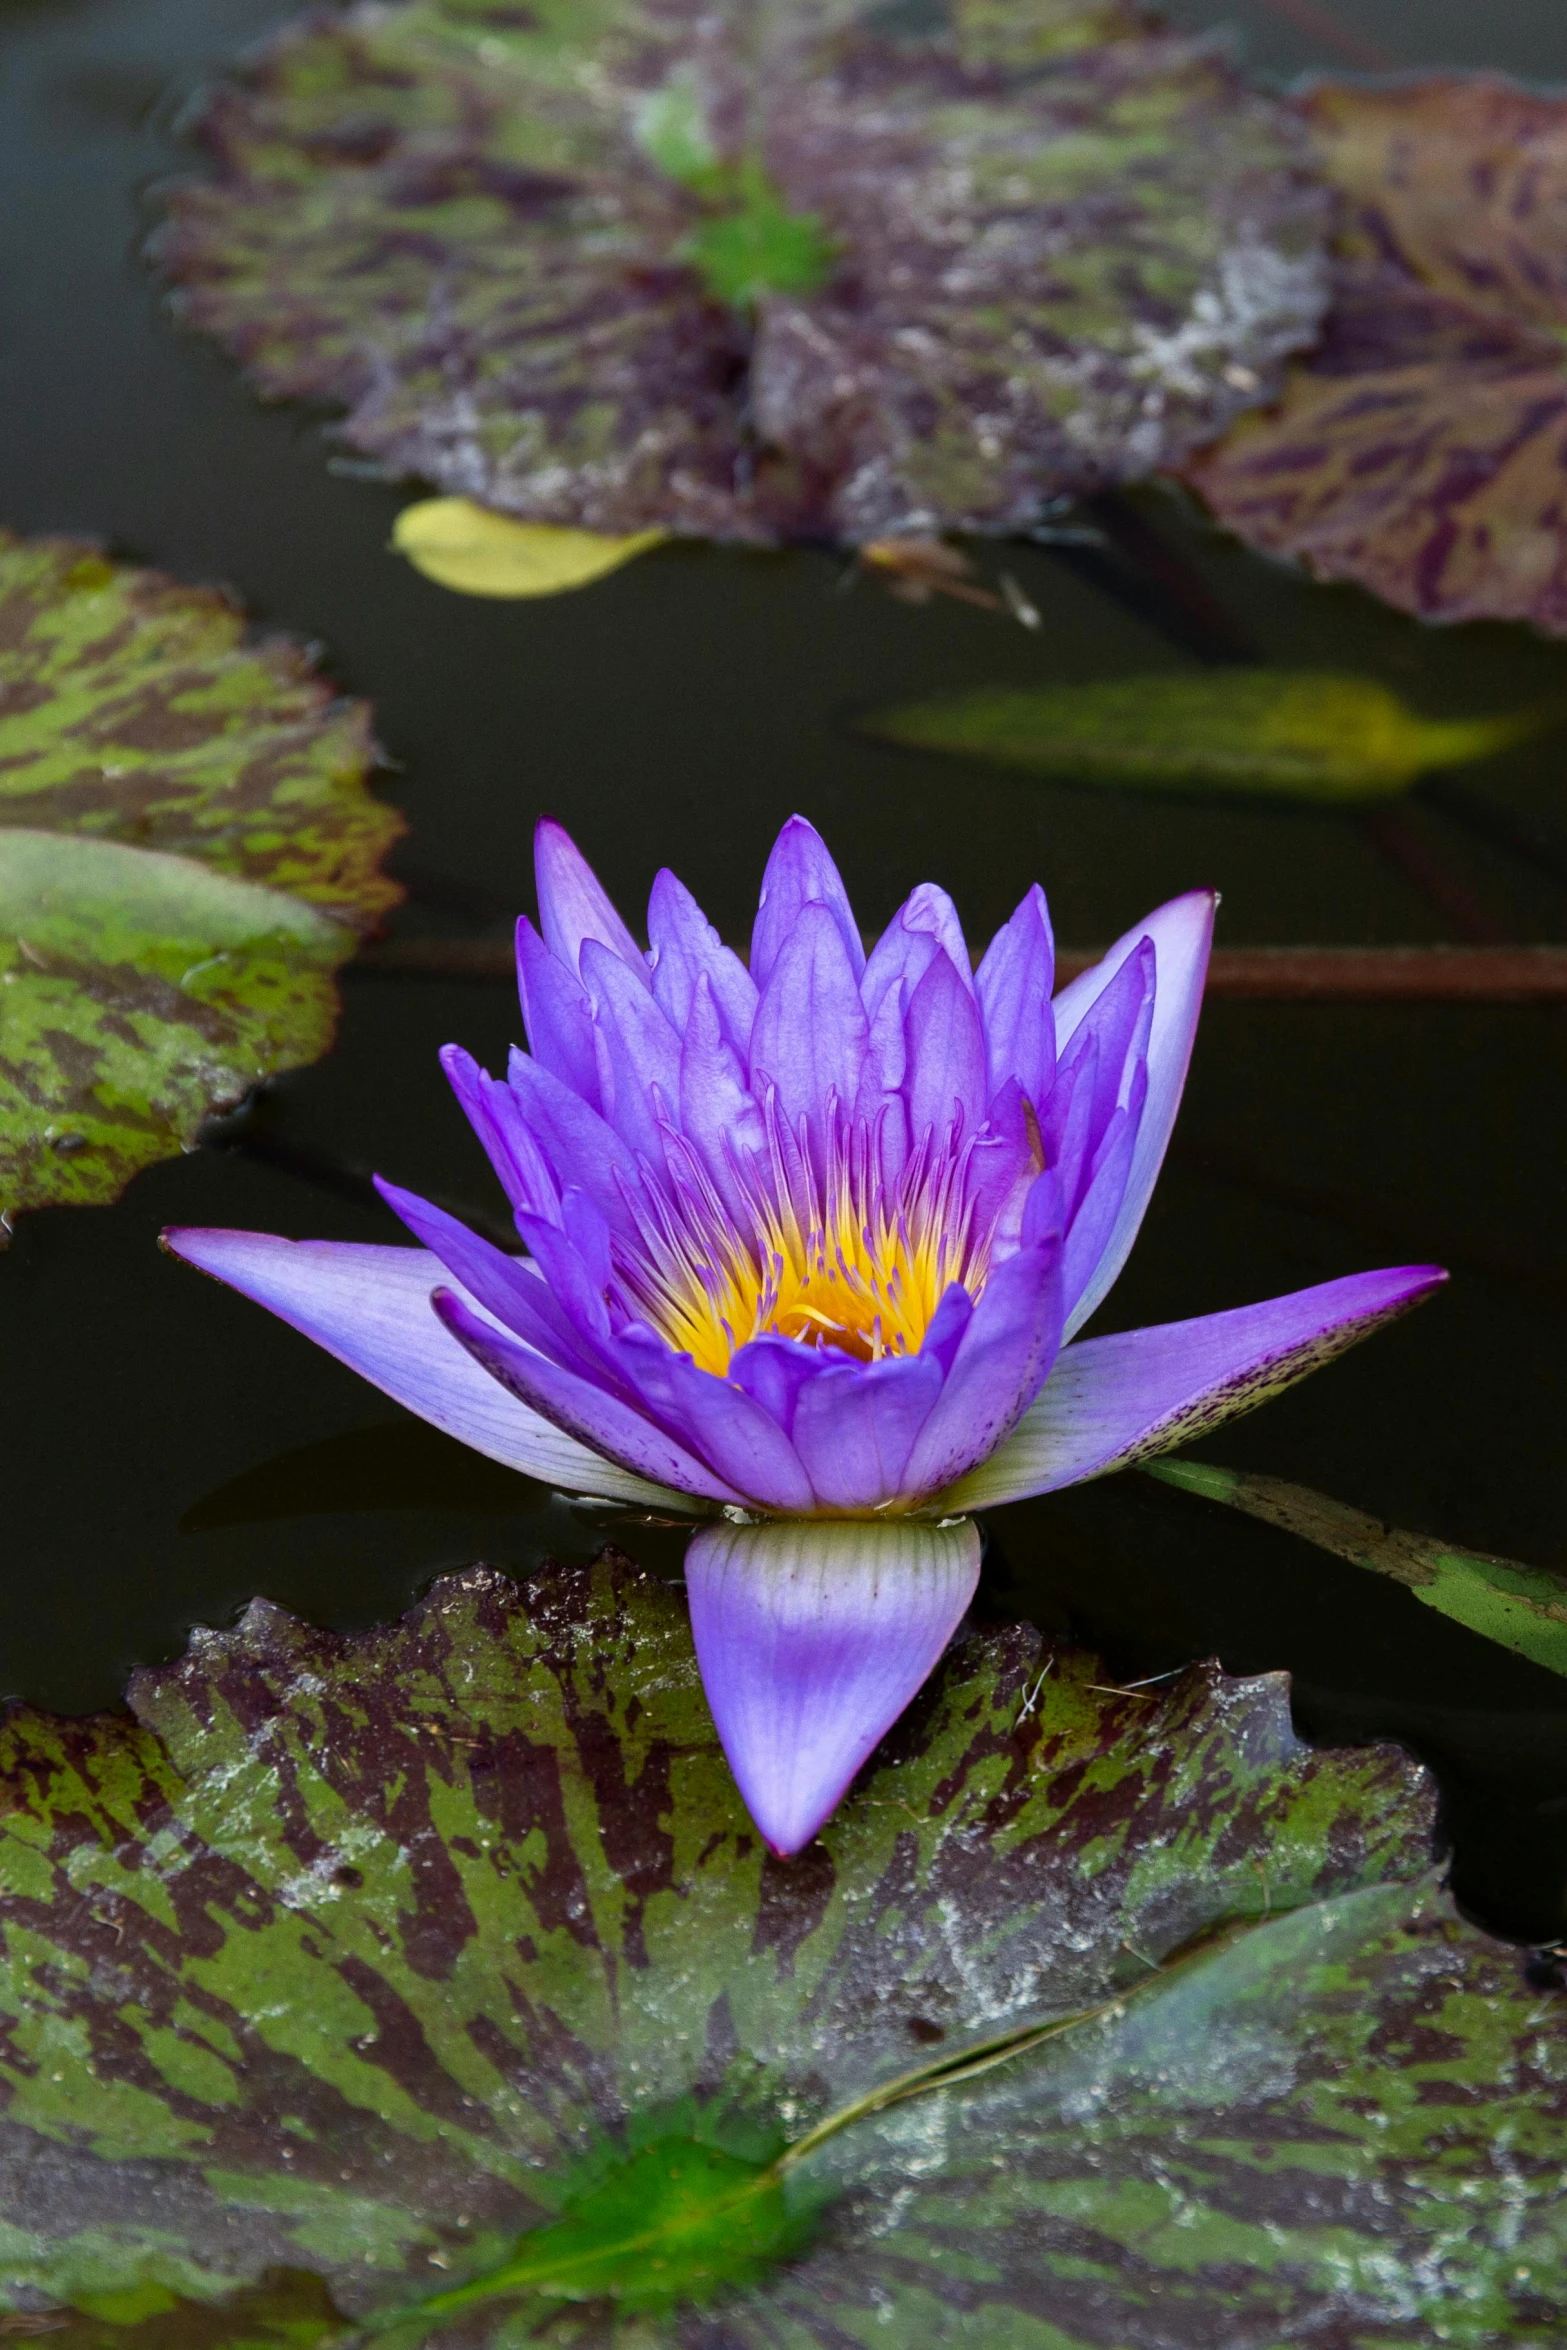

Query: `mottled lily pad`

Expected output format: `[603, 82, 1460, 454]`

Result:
[154, 0, 1330, 544]
[1, 1550, 1563, 2345]
[0, 532, 402, 1229]
[857, 666, 1548, 799]
[1185, 80, 1567, 634]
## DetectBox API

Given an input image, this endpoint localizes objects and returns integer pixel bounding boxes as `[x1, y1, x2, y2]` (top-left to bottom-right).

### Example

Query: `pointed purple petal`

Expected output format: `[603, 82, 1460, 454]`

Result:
[534, 817, 648, 982]
[749, 899, 868, 1147]
[1053, 890, 1215, 1336]
[678, 974, 764, 1222]
[750, 814, 864, 987]
[505, 1050, 641, 1239]
[375, 1178, 602, 1375]
[684, 1515, 981, 1854]
[1061, 1065, 1147, 1324]
[580, 937, 682, 1164]
[861, 881, 972, 1024]
[975, 883, 1056, 1106]
[788, 1350, 945, 1510]
[516, 917, 601, 1108]
[904, 947, 987, 1148]
[432, 1286, 741, 1503]
[441, 1045, 561, 1222]
[160, 1228, 691, 1504]
[939, 1265, 1448, 1510]
[647, 867, 758, 1053]
[901, 1216, 1064, 1499]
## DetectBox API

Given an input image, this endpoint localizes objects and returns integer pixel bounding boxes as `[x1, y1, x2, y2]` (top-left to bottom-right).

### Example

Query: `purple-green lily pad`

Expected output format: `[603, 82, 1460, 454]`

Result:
[0, 532, 402, 1231]
[0, 1550, 1562, 2344]
[1185, 79, 1567, 634]
[153, 0, 1330, 544]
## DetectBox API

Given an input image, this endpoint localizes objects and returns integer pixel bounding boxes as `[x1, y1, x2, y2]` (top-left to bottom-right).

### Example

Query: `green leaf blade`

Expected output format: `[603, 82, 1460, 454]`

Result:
[858, 670, 1549, 802]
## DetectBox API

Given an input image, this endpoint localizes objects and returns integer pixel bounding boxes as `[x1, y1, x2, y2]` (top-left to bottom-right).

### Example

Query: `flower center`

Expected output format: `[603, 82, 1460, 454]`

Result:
[619, 1113, 991, 1376]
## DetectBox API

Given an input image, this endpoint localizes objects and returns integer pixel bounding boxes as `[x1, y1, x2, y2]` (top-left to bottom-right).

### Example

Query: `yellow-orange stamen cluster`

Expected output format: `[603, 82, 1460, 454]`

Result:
[620, 1114, 990, 1376]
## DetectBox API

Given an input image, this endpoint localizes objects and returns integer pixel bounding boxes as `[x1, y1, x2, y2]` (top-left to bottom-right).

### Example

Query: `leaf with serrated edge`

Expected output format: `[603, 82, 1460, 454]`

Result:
[154, 0, 1330, 544]
[0, 532, 402, 1228]
[0, 1550, 1560, 2343]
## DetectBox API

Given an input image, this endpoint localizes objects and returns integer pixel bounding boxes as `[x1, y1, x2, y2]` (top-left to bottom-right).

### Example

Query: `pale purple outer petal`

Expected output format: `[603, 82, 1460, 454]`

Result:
[1052, 889, 1215, 1338]
[159, 1229, 698, 1507]
[937, 1265, 1447, 1512]
[751, 814, 864, 986]
[432, 1286, 744, 1503]
[684, 1515, 981, 1855]
[534, 817, 648, 981]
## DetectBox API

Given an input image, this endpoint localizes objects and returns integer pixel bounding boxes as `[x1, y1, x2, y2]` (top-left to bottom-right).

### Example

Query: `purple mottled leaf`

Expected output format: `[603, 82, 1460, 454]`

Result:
[154, 0, 1330, 543]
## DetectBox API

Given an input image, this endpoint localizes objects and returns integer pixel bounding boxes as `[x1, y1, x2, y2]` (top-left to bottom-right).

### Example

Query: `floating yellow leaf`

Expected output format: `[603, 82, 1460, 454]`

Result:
[391, 501, 666, 598]
[858, 670, 1552, 804]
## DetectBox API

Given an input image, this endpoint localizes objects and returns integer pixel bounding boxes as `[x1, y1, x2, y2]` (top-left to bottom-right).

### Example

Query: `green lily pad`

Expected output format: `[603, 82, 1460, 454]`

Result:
[1, 1549, 1562, 2344]
[1147, 1456, 1567, 1679]
[1185, 80, 1567, 634]
[0, 532, 403, 1230]
[856, 667, 1546, 801]
[153, 0, 1329, 544]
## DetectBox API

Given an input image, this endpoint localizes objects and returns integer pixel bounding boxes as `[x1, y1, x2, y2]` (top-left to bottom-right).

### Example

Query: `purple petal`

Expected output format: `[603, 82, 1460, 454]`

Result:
[433, 1286, 742, 1503]
[678, 974, 764, 1222]
[861, 881, 972, 1024]
[505, 1050, 641, 1239]
[1053, 890, 1215, 1337]
[901, 1215, 1065, 1498]
[904, 947, 987, 1148]
[375, 1178, 603, 1375]
[647, 867, 758, 1054]
[441, 1045, 561, 1222]
[939, 1265, 1448, 1511]
[788, 1349, 946, 1510]
[749, 900, 868, 1148]
[1061, 1067, 1146, 1323]
[963, 1077, 1039, 1262]
[751, 814, 864, 987]
[515, 918, 600, 1108]
[684, 1515, 981, 1854]
[975, 884, 1056, 1106]
[534, 817, 648, 983]
[580, 938, 682, 1164]
[729, 1331, 822, 1433]
[160, 1228, 691, 1505]
[608, 1328, 816, 1514]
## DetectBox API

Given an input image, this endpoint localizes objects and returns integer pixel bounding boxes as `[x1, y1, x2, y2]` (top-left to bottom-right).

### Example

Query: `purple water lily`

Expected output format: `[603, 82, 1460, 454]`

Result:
[166, 818, 1443, 1855]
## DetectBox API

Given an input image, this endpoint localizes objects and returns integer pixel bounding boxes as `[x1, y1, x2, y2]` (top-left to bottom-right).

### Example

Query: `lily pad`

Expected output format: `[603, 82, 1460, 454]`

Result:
[1184, 81, 1567, 634]
[0, 532, 402, 1229]
[1, 1549, 1563, 2344]
[856, 666, 1548, 800]
[154, 0, 1330, 544]
[1148, 1456, 1567, 1678]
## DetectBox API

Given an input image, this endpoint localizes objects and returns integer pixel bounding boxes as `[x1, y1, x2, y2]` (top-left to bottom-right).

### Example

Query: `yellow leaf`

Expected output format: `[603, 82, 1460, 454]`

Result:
[391, 500, 666, 598]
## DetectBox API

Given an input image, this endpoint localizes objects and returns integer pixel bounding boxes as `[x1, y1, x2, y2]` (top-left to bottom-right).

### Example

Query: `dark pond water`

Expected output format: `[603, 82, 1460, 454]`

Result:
[1, 0, 1565, 1942]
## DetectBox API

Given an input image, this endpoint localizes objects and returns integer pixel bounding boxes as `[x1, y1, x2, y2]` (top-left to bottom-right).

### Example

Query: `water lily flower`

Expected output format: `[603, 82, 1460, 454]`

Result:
[165, 819, 1444, 1855]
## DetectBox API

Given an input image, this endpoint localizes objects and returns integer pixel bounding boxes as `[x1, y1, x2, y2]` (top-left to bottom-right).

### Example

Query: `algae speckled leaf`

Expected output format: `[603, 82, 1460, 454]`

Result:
[1186, 81, 1567, 634]
[857, 667, 1548, 801]
[154, 0, 1330, 544]
[0, 533, 402, 1228]
[0, 1551, 1561, 2343]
